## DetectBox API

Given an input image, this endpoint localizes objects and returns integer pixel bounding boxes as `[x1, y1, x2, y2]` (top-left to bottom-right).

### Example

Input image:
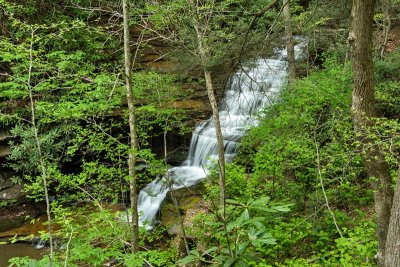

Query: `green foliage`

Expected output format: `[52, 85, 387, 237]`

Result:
[239, 58, 369, 210]
[47, 205, 178, 267]
[234, 56, 399, 265]
[0, 3, 189, 265]
[179, 191, 291, 266]
[316, 220, 377, 266]
[0, 7, 189, 202]
[375, 50, 400, 117]
[8, 257, 50, 267]
[123, 249, 177, 267]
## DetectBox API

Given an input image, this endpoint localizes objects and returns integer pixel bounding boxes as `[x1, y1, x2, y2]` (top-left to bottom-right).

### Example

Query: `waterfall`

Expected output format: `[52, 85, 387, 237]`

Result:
[137, 41, 306, 227]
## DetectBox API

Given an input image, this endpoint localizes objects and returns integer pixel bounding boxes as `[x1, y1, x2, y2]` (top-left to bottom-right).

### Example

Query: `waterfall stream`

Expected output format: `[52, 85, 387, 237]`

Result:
[137, 42, 306, 227]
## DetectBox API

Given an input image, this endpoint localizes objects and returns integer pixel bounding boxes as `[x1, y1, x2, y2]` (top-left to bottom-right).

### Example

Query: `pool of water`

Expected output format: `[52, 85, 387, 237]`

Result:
[0, 243, 44, 266]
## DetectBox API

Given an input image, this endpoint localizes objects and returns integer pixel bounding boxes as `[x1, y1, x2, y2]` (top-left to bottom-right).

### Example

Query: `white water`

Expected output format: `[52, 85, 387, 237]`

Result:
[137, 42, 306, 227]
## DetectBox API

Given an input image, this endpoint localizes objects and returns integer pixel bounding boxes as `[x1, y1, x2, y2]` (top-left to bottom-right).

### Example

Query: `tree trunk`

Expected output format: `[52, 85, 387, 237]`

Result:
[384, 167, 400, 267]
[203, 69, 227, 208]
[349, 0, 393, 264]
[187, 0, 232, 256]
[27, 28, 54, 266]
[123, 0, 139, 253]
[283, 0, 296, 83]
[188, 0, 226, 209]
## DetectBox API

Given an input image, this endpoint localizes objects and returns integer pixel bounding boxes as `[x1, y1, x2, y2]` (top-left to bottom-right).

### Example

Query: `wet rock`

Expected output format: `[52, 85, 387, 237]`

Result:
[166, 147, 189, 165]
[165, 100, 209, 111]
[164, 198, 211, 258]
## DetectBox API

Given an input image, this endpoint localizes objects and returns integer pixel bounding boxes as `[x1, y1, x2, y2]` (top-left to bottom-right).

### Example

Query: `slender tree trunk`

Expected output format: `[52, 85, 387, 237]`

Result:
[203, 69, 227, 209]
[349, 1, 393, 264]
[283, 0, 296, 83]
[123, 0, 139, 253]
[27, 28, 54, 266]
[380, 0, 392, 59]
[187, 1, 232, 257]
[188, 0, 226, 210]
[384, 167, 400, 266]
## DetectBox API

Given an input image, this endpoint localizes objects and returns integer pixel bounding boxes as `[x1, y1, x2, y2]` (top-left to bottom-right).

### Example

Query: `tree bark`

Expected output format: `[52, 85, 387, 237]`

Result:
[186, 0, 232, 257]
[203, 69, 227, 209]
[283, 0, 296, 83]
[384, 167, 400, 267]
[188, 0, 226, 210]
[123, 0, 139, 253]
[349, 1, 393, 264]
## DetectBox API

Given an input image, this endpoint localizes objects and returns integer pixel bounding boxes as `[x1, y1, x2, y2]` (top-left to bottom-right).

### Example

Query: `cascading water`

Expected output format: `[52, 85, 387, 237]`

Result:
[137, 41, 306, 227]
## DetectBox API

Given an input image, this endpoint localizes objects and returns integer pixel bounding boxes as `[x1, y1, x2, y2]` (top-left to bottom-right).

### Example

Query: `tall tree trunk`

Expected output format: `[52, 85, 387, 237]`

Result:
[188, 0, 226, 210]
[203, 69, 227, 209]
[123, 0, 139, 253]
[187, 1, 232, 256]
[384, 167, 400, 267]
[283, 0, 296, 83]
[349, 1, 393, 264]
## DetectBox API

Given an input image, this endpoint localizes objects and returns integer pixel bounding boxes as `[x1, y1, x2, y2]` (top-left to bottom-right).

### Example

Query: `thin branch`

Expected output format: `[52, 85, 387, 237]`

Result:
[313, 123, 343, 238]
